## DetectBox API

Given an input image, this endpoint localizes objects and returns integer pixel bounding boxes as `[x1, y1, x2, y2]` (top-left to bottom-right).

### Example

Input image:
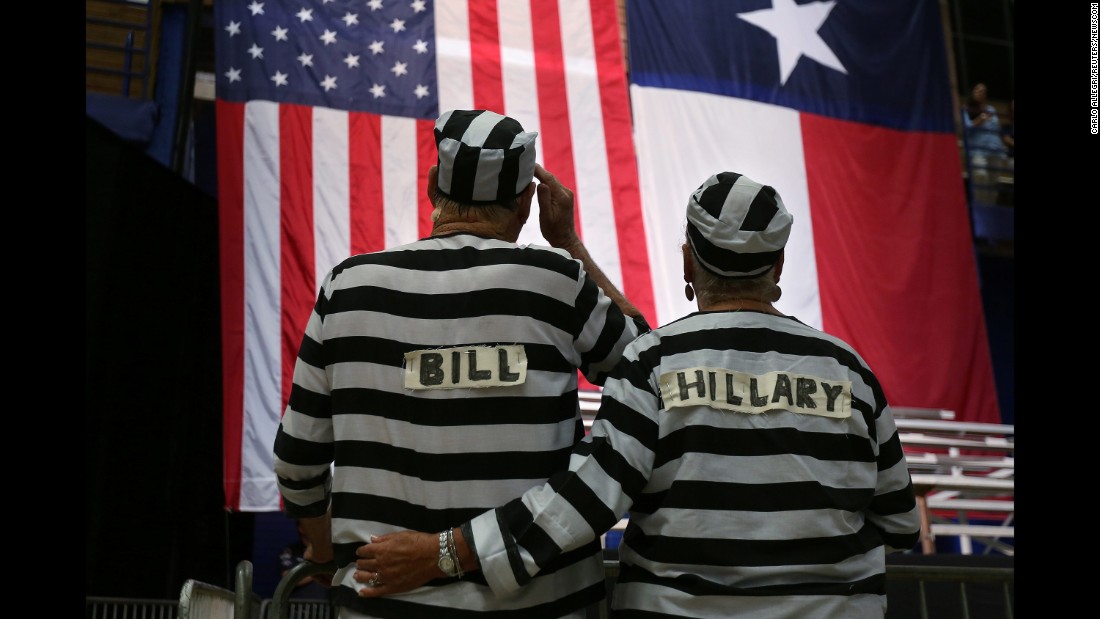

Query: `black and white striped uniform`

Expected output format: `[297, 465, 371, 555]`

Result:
[470, 309, 922, 619]
[274, 231, 649, 618]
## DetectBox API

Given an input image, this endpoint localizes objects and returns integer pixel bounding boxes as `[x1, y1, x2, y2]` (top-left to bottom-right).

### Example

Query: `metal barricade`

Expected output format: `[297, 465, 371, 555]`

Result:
[177, 560, 262, 619]
[886, 564, 1014, 619]
[258, 556, 1013, 619]
[86, 596, 179, 619]
[266, 561, 338, 619]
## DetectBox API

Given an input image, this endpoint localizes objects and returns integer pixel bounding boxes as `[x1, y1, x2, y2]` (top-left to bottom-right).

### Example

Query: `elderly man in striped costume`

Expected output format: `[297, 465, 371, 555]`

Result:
[273, 109, 651, 619]
[355, 171, 922, 618]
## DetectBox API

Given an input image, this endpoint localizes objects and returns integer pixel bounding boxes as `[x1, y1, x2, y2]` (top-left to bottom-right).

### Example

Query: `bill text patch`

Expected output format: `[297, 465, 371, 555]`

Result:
[404, 345, 527, 390]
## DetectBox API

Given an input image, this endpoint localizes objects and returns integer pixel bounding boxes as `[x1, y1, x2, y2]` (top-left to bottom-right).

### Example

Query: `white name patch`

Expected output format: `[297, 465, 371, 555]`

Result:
[404, 345, 527, 390]
[658, 367, 851, 418]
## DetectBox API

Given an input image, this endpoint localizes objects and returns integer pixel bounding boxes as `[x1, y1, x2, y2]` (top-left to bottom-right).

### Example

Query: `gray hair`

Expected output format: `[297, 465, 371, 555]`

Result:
[691, 252, 782, 304]
[432, 193, 522, 222]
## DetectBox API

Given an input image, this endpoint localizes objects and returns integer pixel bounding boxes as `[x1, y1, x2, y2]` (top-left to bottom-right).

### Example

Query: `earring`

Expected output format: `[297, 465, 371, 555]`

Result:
[684, 283, 695, 302]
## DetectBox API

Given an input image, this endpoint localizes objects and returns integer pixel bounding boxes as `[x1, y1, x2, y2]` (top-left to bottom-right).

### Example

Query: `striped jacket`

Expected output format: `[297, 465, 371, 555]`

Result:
[470, 309, 922, 619]
[274, 232, 648, 618]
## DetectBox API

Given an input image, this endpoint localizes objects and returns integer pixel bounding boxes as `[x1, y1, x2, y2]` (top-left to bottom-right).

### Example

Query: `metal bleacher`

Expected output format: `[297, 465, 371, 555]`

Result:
[894, 408, 1014, 556]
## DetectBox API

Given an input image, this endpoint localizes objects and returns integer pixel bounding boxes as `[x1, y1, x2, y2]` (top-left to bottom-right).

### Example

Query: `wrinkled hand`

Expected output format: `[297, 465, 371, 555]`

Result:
[353, 531, 440, 597]
[534, 164, 581, 251]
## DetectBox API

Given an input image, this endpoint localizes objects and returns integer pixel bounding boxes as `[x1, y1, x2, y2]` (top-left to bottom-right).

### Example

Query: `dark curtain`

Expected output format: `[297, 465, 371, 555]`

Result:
[86, 116, 252, 599]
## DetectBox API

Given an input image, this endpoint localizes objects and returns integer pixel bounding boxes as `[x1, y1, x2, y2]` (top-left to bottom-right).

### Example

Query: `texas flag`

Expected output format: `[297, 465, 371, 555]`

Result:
[627, 0, 1000, 423]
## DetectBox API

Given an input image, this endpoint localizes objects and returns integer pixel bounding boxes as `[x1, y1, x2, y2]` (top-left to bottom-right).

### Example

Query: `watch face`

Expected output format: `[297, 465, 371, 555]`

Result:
[439, 555, 456, 574]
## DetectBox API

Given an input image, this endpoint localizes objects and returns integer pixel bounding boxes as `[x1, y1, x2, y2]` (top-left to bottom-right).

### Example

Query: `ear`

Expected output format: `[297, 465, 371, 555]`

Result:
[516, 199, 531, 228]
[682, 243, 695, 283]
[427, 165, 439, 205]
[773, 250, 785, 284]
[517, 181, 535, 226]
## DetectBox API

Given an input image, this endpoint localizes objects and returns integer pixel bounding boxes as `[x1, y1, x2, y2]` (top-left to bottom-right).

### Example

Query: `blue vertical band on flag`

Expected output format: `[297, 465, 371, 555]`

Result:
[626, 0, 955, 132]
[216, 0, 438, 119]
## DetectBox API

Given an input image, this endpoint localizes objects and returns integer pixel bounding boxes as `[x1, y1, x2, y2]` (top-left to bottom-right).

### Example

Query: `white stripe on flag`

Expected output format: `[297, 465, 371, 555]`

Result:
[242, 100, 283, 510]
[313, 107, 351, 287]
[382, 116, 420, 248]
[559, 0, 623, 289]
[498, 1, 545, 248]
[436, 0, 475, 112]
[631, 85, 822, 329]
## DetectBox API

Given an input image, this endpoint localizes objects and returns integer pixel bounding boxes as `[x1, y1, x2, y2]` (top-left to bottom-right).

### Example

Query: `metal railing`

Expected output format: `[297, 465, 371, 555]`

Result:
[255, 559, 1013, 619]
[86, 0, 154, 98]
[86, 596, 178, 619]
[886, 564, 1014, 619]
[85, 555, 1013, 619]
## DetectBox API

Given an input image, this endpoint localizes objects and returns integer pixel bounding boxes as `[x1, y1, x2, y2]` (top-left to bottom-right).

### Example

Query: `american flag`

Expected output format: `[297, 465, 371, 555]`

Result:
[214, 0, 653, 512]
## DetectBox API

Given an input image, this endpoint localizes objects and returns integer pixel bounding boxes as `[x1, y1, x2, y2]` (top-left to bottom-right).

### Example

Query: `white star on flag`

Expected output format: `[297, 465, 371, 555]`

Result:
[737, 0, 847, 86]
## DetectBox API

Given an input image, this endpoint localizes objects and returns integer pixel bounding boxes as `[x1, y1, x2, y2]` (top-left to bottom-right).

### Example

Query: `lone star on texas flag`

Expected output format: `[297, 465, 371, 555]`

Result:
[737, 0, 848, 86]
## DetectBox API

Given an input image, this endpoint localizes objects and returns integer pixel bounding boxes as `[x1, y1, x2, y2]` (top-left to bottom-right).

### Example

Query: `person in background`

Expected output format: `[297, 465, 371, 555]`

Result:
[273, 108, 650, 618]
[961, 82, 1009, 205]
[355, 171, 922, 619]
[996, 98, 1015, 206]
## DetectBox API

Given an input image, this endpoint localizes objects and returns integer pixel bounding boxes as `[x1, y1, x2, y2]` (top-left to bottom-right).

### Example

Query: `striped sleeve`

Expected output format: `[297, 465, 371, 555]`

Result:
[867, 403, 922, 551]
[572, 270, 647, 386]
[472, 346, 660, 594]
[273, 273, 336, 519]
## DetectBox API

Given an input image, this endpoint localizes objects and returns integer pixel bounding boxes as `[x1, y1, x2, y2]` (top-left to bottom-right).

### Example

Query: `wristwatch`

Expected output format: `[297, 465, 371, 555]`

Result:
[438, 530, 461, 577]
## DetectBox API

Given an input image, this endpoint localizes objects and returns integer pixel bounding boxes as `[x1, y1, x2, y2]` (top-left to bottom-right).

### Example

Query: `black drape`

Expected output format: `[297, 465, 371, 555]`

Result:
[86, 116, 252, 599]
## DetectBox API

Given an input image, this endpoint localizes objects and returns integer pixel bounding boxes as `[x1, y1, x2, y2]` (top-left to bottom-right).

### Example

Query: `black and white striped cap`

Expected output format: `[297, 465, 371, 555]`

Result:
[686, 172, 793, 279]
[434, 109, 539, 204]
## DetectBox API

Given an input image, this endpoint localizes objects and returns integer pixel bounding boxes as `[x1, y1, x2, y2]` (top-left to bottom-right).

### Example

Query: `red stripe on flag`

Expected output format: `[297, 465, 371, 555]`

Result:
[216, 99, 246, 511]
[468, 0, 505, 112]
[349, 112, 384, 254]
[589, 0, 656, 326]
[417, 119, 437, 239]
[279, 104, 317, 411]
[531, 0, 581, 234]
[801, 114, 999, 423]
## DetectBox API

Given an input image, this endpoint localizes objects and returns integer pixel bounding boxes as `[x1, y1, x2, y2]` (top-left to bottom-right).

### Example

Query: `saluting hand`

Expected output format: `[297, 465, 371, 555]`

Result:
[534, 164, 581, 251]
